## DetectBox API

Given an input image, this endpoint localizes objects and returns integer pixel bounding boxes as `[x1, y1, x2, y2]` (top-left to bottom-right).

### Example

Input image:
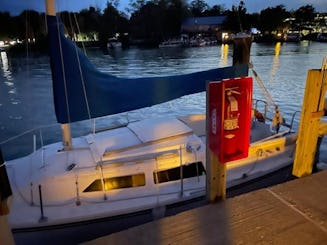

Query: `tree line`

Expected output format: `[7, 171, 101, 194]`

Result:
[0, 0, 325, 47]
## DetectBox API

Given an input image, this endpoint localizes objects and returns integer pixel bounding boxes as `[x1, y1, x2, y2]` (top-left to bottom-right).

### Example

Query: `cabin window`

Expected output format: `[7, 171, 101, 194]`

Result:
[153, 161, 205, 184]
[83, 173, 145, 192]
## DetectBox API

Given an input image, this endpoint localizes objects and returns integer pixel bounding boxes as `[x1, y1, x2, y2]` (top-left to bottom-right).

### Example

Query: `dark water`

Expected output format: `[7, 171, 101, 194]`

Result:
[1, 41, 327, 244]
[1, 41, 327, 159]
[0, 41, 327, 159]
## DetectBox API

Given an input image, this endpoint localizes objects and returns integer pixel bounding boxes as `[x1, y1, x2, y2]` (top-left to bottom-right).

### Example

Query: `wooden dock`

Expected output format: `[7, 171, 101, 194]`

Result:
[84, 170, 327, 245]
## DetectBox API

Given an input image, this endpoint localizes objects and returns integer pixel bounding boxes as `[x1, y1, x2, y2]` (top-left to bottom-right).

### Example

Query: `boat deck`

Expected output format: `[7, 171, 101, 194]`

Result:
[85, 169, 327, 244]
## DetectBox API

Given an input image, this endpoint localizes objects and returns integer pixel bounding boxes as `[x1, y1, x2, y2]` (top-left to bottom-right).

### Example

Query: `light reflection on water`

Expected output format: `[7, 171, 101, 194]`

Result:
[1, 51, 17, 97]
[269, 42, 281, 83]
[0, 42, 327, 159]
[1, 51, 13, 81]
[219, 44, 229, 67]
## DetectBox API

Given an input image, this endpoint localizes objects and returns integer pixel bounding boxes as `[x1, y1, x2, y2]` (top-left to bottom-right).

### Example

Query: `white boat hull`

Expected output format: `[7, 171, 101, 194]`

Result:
[6, 115, 296, 229]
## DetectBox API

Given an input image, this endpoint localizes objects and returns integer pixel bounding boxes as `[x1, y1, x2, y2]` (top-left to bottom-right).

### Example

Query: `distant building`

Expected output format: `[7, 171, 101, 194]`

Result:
[181, 16, 226, 33]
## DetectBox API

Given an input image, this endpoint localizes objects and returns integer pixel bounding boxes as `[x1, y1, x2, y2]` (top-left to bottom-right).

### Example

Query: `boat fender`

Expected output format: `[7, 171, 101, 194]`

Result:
[186, 142, 201, 153]
[254, 109, 265, 122]
[272, 106, 284, 133]
[186, 143, 193, 153]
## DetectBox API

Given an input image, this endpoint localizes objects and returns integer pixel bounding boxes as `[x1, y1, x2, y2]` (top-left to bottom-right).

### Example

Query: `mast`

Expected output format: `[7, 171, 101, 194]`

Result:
[45, 0, 72, 150]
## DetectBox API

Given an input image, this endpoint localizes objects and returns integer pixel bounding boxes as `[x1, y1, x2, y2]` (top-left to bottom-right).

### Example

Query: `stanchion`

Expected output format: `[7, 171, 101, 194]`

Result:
[38, 185, 48, 223]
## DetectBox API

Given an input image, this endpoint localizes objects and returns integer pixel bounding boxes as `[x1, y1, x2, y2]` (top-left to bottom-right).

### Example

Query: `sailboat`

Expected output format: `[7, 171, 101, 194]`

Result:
[3, 0, 297, 229]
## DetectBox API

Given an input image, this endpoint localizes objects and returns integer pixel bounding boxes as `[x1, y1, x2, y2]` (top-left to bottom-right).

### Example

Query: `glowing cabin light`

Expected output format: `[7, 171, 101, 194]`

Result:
[155, 152, 180, 170]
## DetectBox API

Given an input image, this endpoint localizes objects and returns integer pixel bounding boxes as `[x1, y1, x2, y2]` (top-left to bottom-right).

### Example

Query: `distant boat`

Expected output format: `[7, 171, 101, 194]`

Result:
[284, 31, 302, 42]
[189, 35, 206, 47]
[159, 39, 184, 48]
[107, 37, 122, 49]
[159, 35, 189, 48]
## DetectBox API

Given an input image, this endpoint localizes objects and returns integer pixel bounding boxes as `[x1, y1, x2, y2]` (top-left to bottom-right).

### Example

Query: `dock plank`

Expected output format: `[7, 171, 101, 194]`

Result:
[85, 170, 327, 245]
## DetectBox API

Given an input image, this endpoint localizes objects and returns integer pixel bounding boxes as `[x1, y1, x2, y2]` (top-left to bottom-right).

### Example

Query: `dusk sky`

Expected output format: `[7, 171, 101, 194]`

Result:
[1, 0, 327, 16]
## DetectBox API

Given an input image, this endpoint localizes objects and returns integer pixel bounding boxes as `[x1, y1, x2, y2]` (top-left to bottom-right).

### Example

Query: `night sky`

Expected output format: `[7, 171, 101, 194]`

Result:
[1, 0, 327, 16]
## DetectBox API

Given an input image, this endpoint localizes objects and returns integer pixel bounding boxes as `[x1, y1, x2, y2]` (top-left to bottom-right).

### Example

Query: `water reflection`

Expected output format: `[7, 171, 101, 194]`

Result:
[0, 51, 18, 105]
[269, 42, 281, 83]
[300, 40, 310, 53]
[275, 42, 281, 57]
[1, 51, 13, 81]
[219, 44, 229, 66]
[1, 43, 327, 160]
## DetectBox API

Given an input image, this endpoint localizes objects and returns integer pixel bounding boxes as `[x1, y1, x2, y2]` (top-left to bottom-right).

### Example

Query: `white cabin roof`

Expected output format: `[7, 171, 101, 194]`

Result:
[127, 117, 192, 143]
[85, 117, 193, 162]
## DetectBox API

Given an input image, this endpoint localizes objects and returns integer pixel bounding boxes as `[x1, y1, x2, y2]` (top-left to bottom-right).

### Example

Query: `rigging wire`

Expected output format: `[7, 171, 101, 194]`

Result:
[233, 1, 279, 112]
[55, 14, 71, 124]
[73, 13, 87, 55]
[69, 12, 94, 136]
[57, 9, 94, 137]
[25, 11, 30, 77]
[249, 62, 284, 132]
[0, 123, 58, 146]
[233, 0, 285, 132]
[249, 63, 276, 109]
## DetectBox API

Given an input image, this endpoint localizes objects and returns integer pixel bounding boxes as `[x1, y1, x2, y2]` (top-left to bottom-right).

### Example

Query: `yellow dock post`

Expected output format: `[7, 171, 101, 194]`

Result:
[206, 85, 226, 202]
[293, 62, 327, 177]
[206, 151, 227, 202]
[206, 35, 252, 202]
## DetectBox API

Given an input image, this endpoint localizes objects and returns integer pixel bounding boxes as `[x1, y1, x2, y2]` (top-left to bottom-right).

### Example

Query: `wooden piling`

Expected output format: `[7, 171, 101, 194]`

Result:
[206, 35, 251, 202]
[206, 34, 252, 202]
[206, 152, 226, 202]
[233, 34, 252, 66]
[0, 214, 15, 245]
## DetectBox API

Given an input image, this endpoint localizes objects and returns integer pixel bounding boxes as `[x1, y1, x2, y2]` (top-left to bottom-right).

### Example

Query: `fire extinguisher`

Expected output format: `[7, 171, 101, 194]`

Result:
[224, 87, 241, 139]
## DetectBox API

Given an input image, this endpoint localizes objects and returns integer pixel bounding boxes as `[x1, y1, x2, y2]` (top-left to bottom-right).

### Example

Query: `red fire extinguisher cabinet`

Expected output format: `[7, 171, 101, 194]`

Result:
[208, 77, 253, 163]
